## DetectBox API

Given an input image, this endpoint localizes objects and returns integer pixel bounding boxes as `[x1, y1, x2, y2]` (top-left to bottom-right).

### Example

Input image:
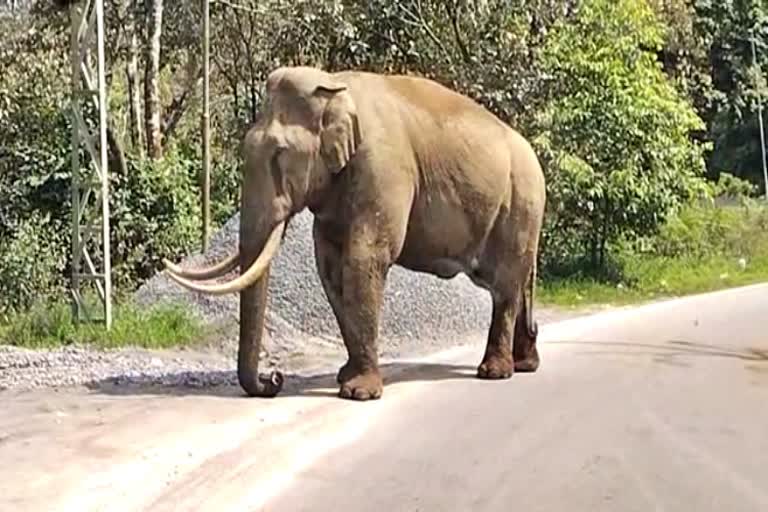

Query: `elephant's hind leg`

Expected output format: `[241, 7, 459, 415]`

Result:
[513, 295, 540, 372]
[477, 293, 521, 379]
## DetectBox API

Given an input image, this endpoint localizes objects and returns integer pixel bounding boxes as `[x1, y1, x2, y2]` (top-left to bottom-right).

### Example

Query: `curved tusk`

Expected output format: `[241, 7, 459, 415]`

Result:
[163, 252, 240, 281]
[165, 222, 285, 296]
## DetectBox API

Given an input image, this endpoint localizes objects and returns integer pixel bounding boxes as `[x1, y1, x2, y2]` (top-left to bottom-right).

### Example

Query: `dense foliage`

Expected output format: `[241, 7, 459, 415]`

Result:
[534, 0, 709, 272]
[1, 0, 767, 317]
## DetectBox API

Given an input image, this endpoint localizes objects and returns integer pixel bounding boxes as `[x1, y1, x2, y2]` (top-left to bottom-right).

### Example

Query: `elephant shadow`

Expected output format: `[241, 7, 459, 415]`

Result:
[84, 361, 479, 399]
[83, 339, 768, 398]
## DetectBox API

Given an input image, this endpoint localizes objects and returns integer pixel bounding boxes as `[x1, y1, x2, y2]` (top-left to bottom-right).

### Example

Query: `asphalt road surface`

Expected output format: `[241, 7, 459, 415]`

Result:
[2, 284, 767, 512]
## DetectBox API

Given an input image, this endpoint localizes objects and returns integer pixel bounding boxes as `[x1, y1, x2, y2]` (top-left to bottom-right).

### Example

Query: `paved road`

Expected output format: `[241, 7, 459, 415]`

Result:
[1, 284, 766, 511]
[261, 283, 768, 512]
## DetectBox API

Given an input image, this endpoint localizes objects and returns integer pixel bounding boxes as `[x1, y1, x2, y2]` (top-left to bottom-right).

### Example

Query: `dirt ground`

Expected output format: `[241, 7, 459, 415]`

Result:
[0, 305, 589, 511]
[0, 344, 484, 511]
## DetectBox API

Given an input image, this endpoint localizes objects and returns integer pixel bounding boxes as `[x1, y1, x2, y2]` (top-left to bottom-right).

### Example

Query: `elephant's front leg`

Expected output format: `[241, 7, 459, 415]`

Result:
[313, 225, 358, 386]
[314, 227, 388, 400]
[336, 250, 388, 400]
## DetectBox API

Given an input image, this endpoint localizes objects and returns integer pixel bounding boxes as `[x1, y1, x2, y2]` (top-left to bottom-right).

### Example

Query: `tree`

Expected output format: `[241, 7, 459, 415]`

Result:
[691, 0, 768, 188]
[144, 0, 163, 158]
[535, 0, 709, 272]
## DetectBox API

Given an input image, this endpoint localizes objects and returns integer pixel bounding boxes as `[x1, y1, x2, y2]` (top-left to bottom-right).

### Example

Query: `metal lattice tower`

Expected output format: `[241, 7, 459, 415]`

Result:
[68, 0, 112, 328]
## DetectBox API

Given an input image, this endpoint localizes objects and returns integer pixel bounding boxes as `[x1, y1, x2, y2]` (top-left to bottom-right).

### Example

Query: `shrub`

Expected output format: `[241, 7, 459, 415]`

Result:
[648, 201, 768, 260]
[0, 212, 68, 321]
[109, 146, 242, 291]
[711, 172, 758, 201]
[535, 0, 710, 273]
[111, 150, 203, 290]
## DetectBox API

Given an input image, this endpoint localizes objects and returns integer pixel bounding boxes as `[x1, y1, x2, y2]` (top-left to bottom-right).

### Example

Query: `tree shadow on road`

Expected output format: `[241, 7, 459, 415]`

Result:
[83, 361, 480, 399]
[553, 339, 768, 367]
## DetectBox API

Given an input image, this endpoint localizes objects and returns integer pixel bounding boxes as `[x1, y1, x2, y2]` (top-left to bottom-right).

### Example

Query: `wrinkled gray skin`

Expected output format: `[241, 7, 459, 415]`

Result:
[165, 66, 546, 401]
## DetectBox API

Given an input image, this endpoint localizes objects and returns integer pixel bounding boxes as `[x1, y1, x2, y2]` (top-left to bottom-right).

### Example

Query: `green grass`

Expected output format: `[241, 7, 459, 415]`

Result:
[539, 201, 768, 308]
[0, 301, 204, 349]
[539, 253, 768, 308]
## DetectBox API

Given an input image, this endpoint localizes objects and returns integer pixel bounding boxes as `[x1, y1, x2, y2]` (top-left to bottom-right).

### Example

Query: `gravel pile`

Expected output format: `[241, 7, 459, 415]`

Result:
[1, 210, 571, 392]
[135, 210, 496, 357]
[0, 345, 237, 391]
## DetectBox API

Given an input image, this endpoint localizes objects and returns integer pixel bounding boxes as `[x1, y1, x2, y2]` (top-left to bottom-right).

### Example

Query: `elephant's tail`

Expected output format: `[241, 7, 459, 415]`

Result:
[525, 259, 539, 339]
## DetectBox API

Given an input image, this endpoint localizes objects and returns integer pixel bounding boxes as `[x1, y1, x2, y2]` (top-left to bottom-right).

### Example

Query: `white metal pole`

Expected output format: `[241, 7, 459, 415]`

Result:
[69, 0, 112, 329]
[202, 0, 211, 251]
[752, 37, 768, 200]
[96, 0, 112, 328]
[70, 2, 82, 323]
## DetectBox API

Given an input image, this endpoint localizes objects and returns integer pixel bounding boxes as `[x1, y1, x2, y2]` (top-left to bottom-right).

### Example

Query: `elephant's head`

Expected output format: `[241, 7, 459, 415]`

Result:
[162, 66, 361, 397]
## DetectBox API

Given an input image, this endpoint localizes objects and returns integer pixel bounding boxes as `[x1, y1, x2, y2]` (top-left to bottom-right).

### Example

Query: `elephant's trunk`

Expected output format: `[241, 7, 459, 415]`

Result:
[237, 263, 284, 397]
[236, 170, 285, 398]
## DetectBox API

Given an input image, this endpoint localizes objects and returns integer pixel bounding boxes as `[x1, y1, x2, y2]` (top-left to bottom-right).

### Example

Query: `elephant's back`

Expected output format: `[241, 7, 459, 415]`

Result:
[335, 71, 501, 126]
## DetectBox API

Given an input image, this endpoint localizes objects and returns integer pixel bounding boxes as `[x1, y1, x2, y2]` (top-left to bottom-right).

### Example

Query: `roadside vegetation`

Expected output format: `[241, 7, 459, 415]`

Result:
[1, 0, 767, 348]
[0, 301, 203, 349]
[540, 198, 768, 307]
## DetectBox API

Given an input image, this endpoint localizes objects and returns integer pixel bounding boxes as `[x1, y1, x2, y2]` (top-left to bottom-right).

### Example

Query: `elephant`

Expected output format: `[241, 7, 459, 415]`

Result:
[163, 66, 547, 401]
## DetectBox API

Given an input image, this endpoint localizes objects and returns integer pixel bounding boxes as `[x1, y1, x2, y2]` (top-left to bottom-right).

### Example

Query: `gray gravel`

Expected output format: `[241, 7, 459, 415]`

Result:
[1, 210, 575, 392]
[0, 344, 236, 391]
[135, 210, 495, 348]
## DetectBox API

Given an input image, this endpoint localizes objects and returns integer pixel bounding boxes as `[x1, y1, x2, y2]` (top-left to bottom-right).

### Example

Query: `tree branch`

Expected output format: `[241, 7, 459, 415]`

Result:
[397, 0, 453, 65]
[446, 0, 472, 64]
[212, 0, 261, 15]
[162, 54, 202, 143]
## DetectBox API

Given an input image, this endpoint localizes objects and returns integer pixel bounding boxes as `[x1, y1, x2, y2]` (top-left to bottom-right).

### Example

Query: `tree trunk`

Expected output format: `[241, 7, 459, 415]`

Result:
[598, 199, 610, 269]
[107, 123, 128, 178]
[126, 0, 143, 155]
[144, 0, 163, 159]
[599, 235, 607, 269]
[590, 238, 598, 270]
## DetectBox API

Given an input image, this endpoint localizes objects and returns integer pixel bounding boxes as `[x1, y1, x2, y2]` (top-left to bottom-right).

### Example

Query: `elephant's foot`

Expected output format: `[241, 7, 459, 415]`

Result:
[477, 352, 514, 380]
[514, 344, 540, 373]
[338, 369, 383, 401]
[336, 360, 356, 385]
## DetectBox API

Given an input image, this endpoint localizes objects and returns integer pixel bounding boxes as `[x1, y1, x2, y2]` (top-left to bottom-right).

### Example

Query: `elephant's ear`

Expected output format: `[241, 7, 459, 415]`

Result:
[316, 82, 362, 174]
